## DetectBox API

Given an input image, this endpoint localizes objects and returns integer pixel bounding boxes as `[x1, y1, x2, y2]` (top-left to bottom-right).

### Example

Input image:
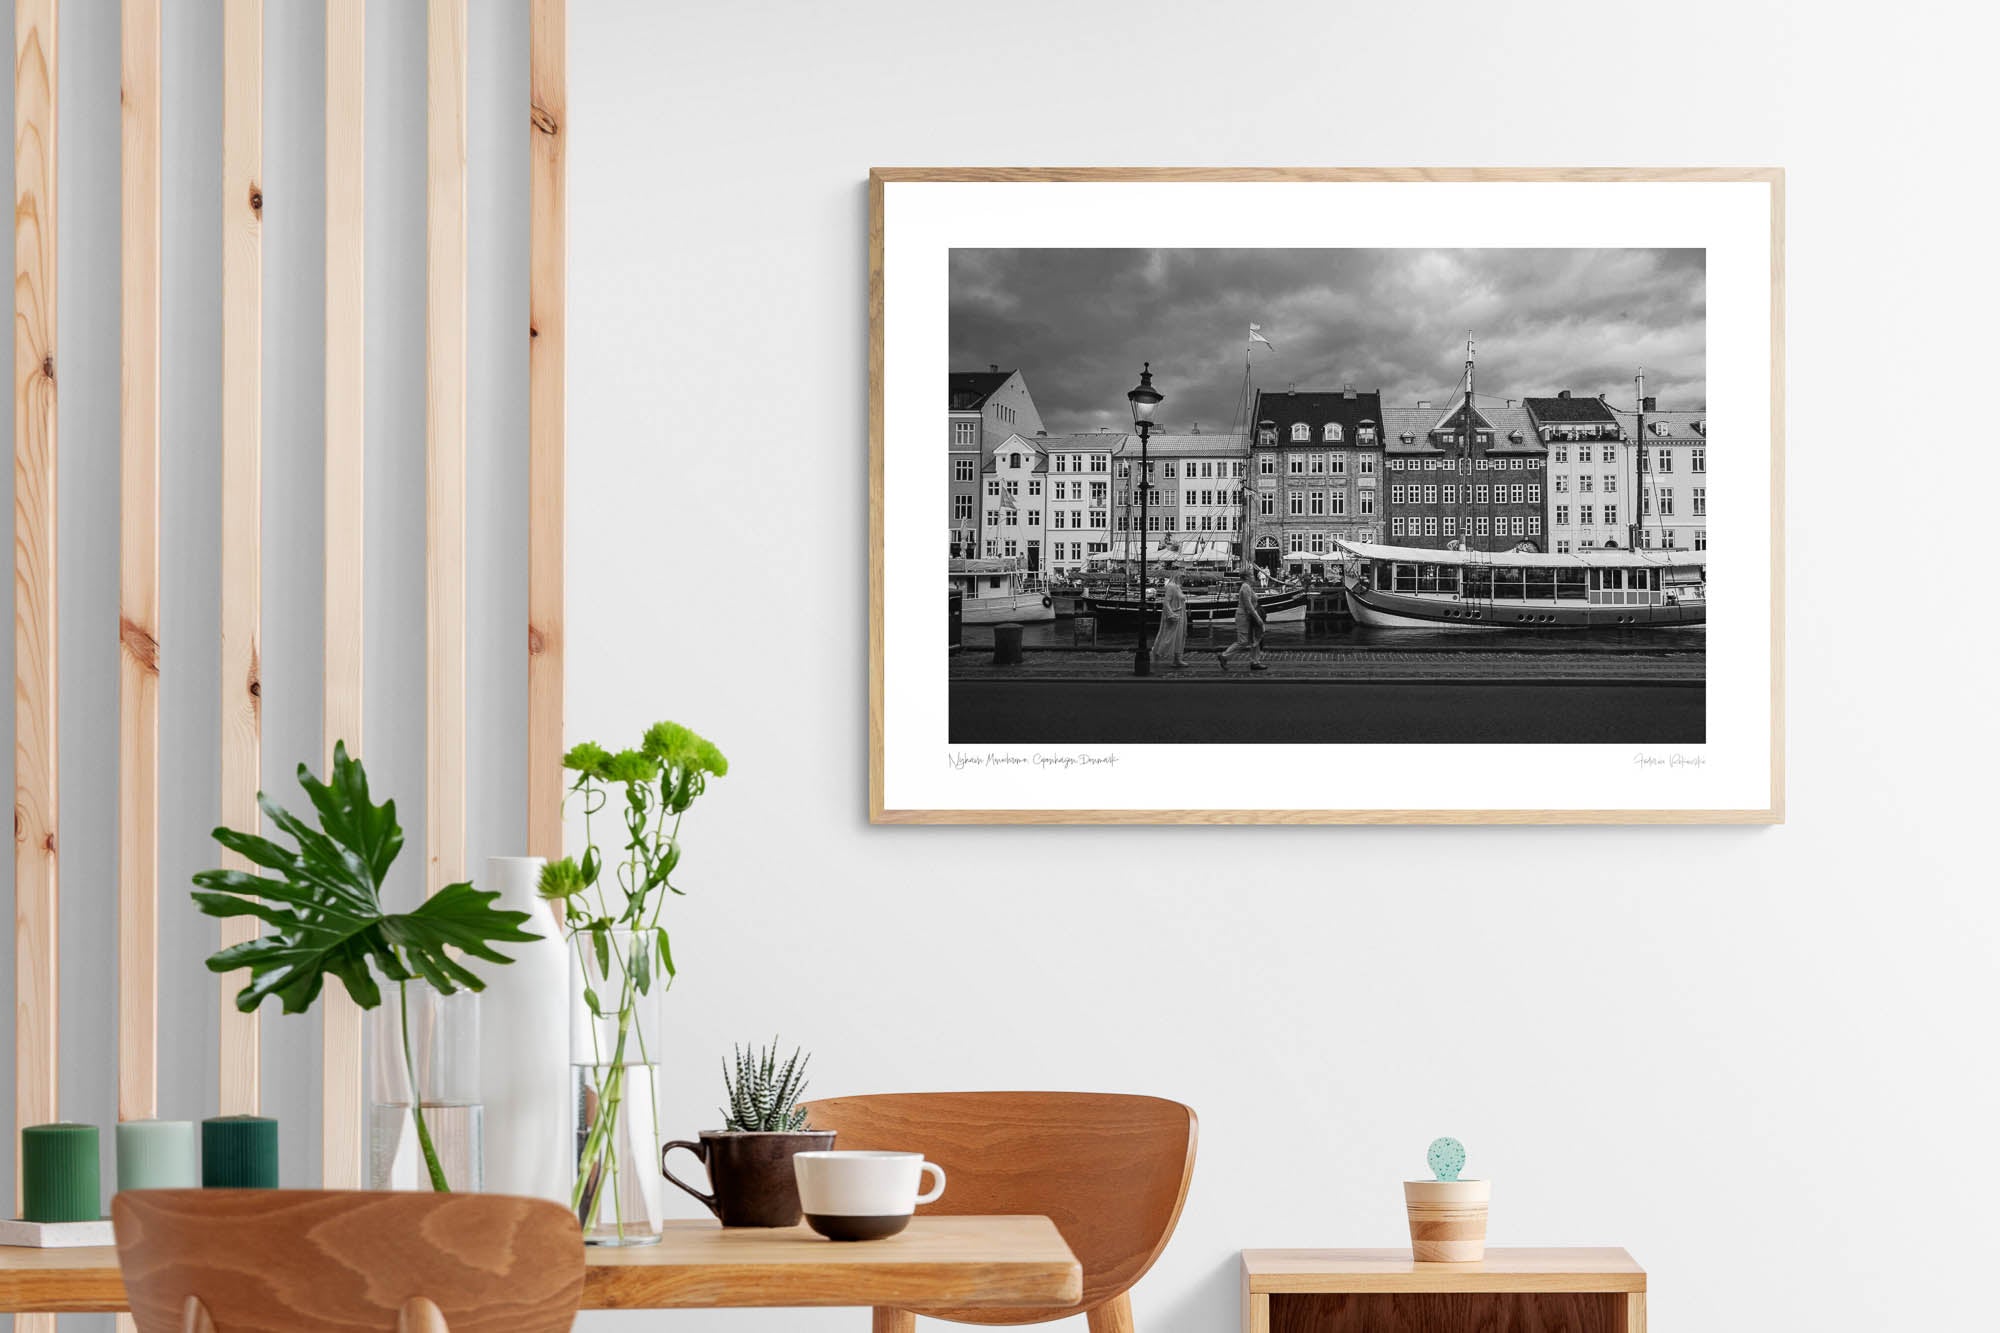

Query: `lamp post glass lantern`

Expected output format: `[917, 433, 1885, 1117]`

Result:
[1127, 363, 1163, 676]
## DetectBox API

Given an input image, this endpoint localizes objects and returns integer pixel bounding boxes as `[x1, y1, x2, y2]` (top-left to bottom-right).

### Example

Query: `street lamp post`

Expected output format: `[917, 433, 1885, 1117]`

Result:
[1127, 363, 1163, 677]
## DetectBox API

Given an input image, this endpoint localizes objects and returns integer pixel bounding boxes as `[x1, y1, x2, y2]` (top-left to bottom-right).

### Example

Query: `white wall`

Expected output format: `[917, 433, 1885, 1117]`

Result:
[566, 2, 1998, 1331]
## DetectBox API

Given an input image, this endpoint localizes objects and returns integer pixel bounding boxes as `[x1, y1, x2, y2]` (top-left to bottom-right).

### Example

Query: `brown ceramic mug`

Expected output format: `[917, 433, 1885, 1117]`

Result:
[662, 1129, 836, 1227]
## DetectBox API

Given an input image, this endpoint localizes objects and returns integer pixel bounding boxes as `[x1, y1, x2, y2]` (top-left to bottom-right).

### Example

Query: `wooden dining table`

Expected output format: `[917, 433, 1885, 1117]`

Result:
[0, 1215, 1083, 1315]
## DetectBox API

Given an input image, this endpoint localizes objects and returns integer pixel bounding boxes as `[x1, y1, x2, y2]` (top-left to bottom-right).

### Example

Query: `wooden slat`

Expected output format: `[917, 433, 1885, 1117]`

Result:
[13, 3, 58, 1331]
[119, 0, 162, 1131]
[117, 13, 162, 1319]
[426, 0, 467, 894]
[218, 0, 263, 1115]
[526, 0, 565, 862]
[321, 0, 367, 1188]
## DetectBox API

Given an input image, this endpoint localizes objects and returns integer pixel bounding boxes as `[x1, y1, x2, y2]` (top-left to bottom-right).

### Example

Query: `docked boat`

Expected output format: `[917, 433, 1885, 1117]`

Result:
[1335, 539, 1705, 630]
[1081, 573, 1306, 626]
[948, 557, 1055, 624]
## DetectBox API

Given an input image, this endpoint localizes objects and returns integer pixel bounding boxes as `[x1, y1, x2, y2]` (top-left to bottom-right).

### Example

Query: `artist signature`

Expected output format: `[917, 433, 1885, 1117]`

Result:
[947, 752, 1120, 771]
[1633, 753, 1707, 770]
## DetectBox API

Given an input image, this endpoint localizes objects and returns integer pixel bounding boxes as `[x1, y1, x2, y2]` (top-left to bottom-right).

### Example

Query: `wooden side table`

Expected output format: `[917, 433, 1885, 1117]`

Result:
[1242, 1247, 1646, 1332]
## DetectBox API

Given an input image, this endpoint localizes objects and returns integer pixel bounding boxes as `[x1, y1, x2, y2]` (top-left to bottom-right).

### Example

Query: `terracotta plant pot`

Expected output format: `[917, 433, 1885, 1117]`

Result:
[1403, 1178, 1490, 1262]
[662, 1130, 835, 1227]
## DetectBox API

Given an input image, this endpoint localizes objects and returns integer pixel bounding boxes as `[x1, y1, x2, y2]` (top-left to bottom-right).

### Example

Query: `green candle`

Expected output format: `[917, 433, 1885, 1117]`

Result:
[22, 1123, 100, 1222]
[201, 1116, 278, 1189]
[117, 1120, 199, 1191]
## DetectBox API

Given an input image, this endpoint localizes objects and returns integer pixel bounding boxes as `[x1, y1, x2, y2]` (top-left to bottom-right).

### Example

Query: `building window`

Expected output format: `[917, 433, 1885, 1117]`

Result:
[1146, 514, 1161, 531]
[1603, 504, 1617, 526]
[1330, 454, 1347, 474]
[1556, 539, 1571, 554]
[1442, 484, 1457, 505]
[1423, 516, 1438, 537]
[1359, 492, 1374, 516]
[1163, 463, 1177, 479]
[1694, 530, 1708, 551]
[1330, 492, 1347, 515]
[1510, 517, 1525, 537]
[1423, 485, 1438, 504]
[1027, 479, 1041, 496]
[1290, 455, 1306, 475]
[1554, 475, 1568, 494]
[1602, 474, 1616, 494]
[1693, 487, 1706, 516]
[1259, 494, 1275, 516]
[1475, 516, 1489, 536]
[1309, 454, 1326, 474]
[1185, 490, 1196, 507]
[1510, 484, 1525, 504]
[1291, 423, 1310, 442]
[1289, 492, 1305, 516]
[1323, 422, 1343, 442]
[1527, 517, 1541, 536]
[986, 511, 999, 527]
[954, 420, 977, 446]
[1528, 484, 1542, 503]
[1052, 454, 1066, 473]
[1442, 516, 1457, 537]
[1260, 455, 1276, 475]
[1309, 490, 1326, 516]
[954, 495, 972, 522]
[1360, 455, 1375, 475]
[1659, 488, 1675, 516]
[954, 458, 973, 482]
[1390, 484, 1405, 505]
[1554, 445, 1568, 463]
[1027, 509, 1040, 526]
[1475, 484, 1489, 504]
[1003, 539, 1017, 556]
[1641, 490, 1652, 515]
[1578, 475, 1594, 494]
[1289, 531, 1305, 553]
[1692, 448, 1705, 473]
[1578, 444, 1593, 463]
[1555, 504, 1570, 526]
[1656, 448, 1672, 473]
[1391, 517, 1406, 537]
[1090, 508, 1106, 527]
[1579, 504, 1594, 525]
[987, 479, 1000, 497]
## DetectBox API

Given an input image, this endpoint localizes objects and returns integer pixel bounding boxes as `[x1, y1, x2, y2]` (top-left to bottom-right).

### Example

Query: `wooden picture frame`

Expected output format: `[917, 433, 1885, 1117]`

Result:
[869, 168, 1784, 825]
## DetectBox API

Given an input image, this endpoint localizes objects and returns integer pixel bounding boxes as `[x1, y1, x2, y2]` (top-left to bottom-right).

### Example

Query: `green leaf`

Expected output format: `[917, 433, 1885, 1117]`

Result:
[654, 927, 676, 978]
[191, 748, 528, 1017]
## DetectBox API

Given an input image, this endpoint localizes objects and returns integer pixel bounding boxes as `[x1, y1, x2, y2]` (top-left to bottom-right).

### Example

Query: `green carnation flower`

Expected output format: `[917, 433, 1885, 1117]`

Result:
[562, 741, 612, 779]
[538, 856, 587, 900]
[602, 748, 659, 785]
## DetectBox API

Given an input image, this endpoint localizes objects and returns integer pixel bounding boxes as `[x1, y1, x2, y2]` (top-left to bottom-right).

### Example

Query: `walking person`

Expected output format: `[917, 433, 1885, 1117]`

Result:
[1151, 576, 1189, 668]
[1218, 564, 1268, 672]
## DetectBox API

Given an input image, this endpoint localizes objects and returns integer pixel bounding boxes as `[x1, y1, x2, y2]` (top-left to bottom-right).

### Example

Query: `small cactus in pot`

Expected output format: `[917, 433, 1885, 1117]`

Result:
[661, 1040, 834, 1227]
[1404, 1136, 1490, 1263]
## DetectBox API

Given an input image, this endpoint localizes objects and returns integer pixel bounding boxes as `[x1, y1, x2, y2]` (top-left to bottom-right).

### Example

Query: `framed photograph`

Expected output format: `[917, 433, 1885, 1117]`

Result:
[869, 169, 1783, 824]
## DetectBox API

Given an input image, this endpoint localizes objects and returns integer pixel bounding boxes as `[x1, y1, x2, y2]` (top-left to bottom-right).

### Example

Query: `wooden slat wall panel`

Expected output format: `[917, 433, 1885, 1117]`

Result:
[119, 0, 162, 1133]
[321, 0, 368, 1188]
[527, 0, 565, 862]
[218, 0, 264, 1115]
[13, 3, 57, 1330]
[427, 0, 467, 896]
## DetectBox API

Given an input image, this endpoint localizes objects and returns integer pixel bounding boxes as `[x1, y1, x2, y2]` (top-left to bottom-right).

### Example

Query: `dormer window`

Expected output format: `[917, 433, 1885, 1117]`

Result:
[1508, 430, 1524, 444]
[1323, 422, 1343, 443]
[1651, 422, 1667, 436]
[1358, 425, 1377, 444]
[1691, 420, 1706, 436]
[1290, 423, 1310, 442]
[1258, 427, 1276, 446]
[1009, 452, 1022, 468]
[1399, 431, 1415, 444]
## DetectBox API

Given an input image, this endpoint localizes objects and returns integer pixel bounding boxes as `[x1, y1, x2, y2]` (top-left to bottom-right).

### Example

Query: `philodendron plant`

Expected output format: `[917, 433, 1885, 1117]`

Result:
[192, 742, 539, 1191]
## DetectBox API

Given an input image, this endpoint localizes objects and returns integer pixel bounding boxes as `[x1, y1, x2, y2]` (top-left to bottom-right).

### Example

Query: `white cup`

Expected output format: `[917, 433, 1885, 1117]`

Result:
[792, 1150, 947, 1241]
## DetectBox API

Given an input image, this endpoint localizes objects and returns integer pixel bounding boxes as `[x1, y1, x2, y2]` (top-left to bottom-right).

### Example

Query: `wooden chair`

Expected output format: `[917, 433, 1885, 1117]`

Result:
[801, 1092, 1196, 1333]
[112, 1189, 585, 1333]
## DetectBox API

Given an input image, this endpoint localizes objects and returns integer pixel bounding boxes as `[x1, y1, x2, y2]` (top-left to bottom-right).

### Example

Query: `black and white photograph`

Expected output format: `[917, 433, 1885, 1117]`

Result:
[947, 247, 1709, 747]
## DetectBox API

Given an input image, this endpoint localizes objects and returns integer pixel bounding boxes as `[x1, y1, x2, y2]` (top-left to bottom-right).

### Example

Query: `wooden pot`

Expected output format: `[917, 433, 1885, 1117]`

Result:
[1404, 1179, 1490, 1262]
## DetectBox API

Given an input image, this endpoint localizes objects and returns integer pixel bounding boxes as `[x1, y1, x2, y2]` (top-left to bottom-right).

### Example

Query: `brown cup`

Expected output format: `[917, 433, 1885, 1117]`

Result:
[662, 1130, 835, 1227]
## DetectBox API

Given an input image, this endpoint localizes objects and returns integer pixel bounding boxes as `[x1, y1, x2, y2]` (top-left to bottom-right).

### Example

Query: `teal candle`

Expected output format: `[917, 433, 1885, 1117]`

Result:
[201, 1116, 279, 1189]
[117, 1120, 199, 1191]
[22, 1123, 101, 1222]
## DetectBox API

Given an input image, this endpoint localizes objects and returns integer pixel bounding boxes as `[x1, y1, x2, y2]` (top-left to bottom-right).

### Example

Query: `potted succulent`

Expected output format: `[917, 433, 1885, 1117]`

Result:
[661, 1042, 833, 1227]
[1404, 1136, 1490, 1263]
[191, 743, 538, 1192]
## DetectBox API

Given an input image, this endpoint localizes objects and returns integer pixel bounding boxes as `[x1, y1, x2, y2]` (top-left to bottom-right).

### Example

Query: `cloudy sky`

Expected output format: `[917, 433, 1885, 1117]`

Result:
[950, 249, 1705, 435]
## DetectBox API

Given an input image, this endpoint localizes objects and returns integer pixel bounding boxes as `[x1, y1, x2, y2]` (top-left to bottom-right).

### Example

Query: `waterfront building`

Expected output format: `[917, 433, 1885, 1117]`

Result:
[1609, 400, 1708, 552]
[949, 366, 1045, 557]
[1035, 433, 1123, 574]
[1113, 432, 1252, 557]
[979, 432, 1051, 571]
[1244, 388, 1385, 571]
[1382, 395, 1548, 553]
[1524, 390, 1627, 554]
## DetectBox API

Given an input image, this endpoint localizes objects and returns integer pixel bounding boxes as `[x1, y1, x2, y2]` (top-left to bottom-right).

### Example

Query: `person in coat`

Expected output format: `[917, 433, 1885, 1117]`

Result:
[1218, 565, 1268, 671]
[1151, 577, 1189, 667]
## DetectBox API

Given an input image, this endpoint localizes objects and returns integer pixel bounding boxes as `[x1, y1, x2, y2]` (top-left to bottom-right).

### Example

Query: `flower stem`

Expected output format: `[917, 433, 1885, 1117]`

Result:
[399, 978, 452, 1192]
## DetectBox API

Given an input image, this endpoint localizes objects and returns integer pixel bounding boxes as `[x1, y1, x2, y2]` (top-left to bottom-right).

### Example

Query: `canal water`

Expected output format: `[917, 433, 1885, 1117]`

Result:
[961, 617, 1707, 654]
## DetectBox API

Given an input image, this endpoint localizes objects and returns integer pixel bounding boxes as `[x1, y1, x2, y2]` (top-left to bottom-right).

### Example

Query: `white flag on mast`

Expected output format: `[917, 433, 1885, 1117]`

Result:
[1248, 323, 1275, 350]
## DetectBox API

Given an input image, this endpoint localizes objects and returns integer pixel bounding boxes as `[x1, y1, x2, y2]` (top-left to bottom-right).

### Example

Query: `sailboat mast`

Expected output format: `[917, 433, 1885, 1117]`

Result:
[1463, 337, 1475, 551]
[1633, 366, 1645, 551]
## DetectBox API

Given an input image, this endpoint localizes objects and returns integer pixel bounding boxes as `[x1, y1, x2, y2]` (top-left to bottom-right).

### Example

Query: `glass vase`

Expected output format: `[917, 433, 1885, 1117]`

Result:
[570, 929, 666, 1245]
[369, 983, 483, 1192]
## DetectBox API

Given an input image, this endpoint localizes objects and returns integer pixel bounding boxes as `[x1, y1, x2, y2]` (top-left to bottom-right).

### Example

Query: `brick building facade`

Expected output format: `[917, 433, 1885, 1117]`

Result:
[1382, 396, 1548, 552]
[949, 367, 1044, 557]
[1245, 389, 1385, 570]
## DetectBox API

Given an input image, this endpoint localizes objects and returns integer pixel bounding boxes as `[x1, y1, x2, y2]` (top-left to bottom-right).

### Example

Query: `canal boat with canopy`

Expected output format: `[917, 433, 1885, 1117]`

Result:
[949, 555, 1055, 624]
[1335, 539, 1705, 630]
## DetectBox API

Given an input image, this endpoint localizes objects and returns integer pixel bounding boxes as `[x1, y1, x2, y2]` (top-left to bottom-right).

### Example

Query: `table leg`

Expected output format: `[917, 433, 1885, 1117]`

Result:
[1087, 1292, 1135, 1333]
[1626, 1292, 1647, 1333]
[873, 1308, 915, 1333]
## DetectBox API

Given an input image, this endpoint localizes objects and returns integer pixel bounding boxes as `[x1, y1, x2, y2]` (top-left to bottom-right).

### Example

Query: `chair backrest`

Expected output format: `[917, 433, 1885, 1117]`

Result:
[113, 1189, 585, 1333]
[800, 1092, 1196, 1325]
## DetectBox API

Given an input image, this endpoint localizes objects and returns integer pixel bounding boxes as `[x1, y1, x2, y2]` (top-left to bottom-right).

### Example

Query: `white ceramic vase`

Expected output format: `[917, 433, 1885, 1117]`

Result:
[477, 856, 570, 1202]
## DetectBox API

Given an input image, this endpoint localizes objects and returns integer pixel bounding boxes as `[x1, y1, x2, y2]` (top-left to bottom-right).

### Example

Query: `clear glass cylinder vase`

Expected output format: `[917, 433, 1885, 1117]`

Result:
[369, 983, 483, 1192]
[570, 930, 666, 1246]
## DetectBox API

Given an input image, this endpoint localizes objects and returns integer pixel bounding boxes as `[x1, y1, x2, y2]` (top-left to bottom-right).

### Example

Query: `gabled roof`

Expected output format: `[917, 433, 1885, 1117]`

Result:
[1429, 398, 1493, 434]
[1384, 399, 1544, 454]
[1608, 407, 1707, 441]
[980, 433, 1049, 475]
[948, 370, 1013, 411]
[1522, 394, 1619, 424]
[1125, 433, 1251, 460]
[1251, 389, 1385, 440]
